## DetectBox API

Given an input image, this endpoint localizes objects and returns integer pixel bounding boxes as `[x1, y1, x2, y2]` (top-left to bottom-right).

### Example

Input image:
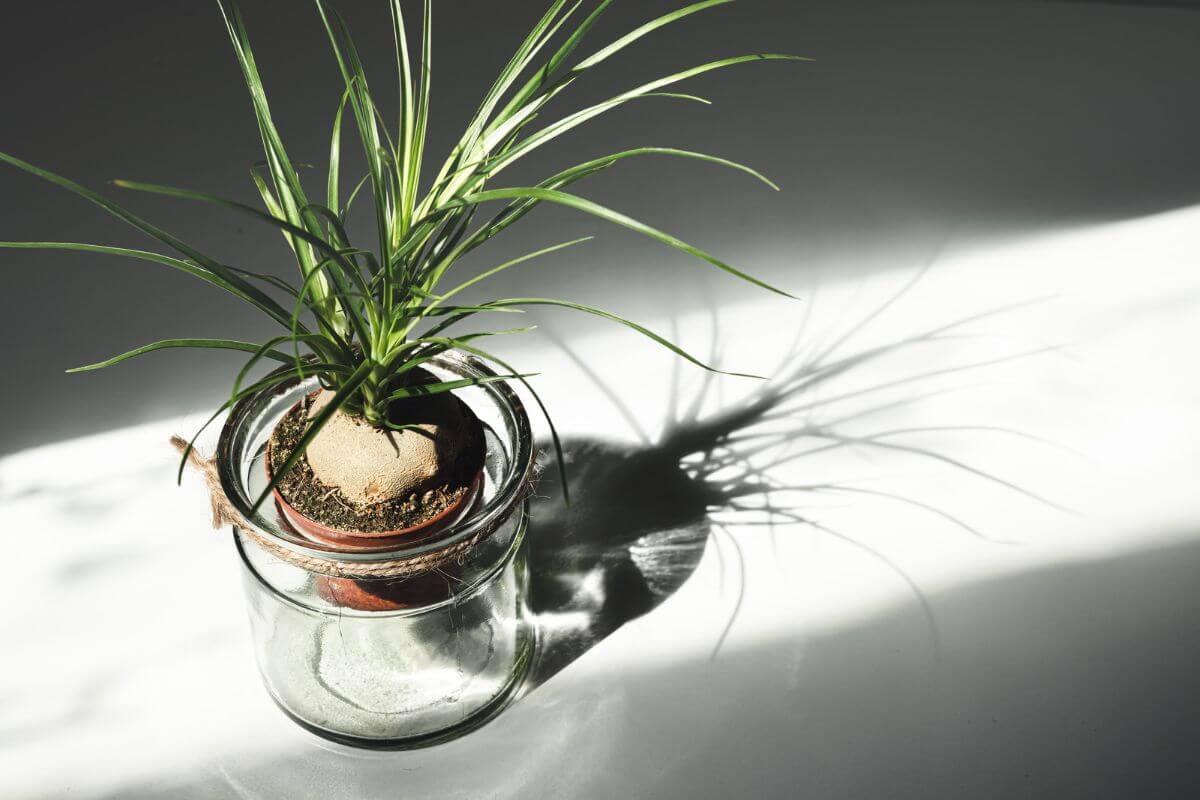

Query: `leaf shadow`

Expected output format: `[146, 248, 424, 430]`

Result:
[524, 270, 1062, 688]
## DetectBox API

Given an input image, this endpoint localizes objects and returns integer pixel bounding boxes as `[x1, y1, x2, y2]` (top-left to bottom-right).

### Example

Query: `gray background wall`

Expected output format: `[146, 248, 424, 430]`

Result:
[3, 0, 1199, 454]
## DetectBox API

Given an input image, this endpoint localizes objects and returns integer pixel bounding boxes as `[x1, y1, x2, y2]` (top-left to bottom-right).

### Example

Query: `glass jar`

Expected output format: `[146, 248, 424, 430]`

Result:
[216, 352, 536, 748]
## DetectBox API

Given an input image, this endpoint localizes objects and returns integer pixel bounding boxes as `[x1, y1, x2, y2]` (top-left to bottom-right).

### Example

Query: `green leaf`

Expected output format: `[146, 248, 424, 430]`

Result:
[455, 186, 793, 298]
[301, 202, 354, 249]
[491, 54, 809, 175]
[383, 328, 535, 379]
[424, 0, 574, 206]
[226, 263, 300, 298]
[0, 151, 298, 330]
[389, 0, 416, 170]
[229, 332, 345, 403]
[218, 0, 333, 308]
[418, 236, 593, 323]
[0, 239, 300, 331]
[327, 87, 352, 213]
[111, 178, 377, 347]
[176, 369, 297, 485]
[545, 146, 778, 190]
[482, 297, 766, 379]
[462, 0, 572, 156]
[575, 0, 734, 71]
[385, 373, 535, 402]
[448, 146, 774, 265]
[431, 338, 571, 504]
[313, 0, 394, 280]
[491, 0, 614, 126]
[341, 172, 371, 222]
[406, 0, 433, 227]
[66, 338, 302, 373]
[421, 304, 526, 318]
[251, 359, 375, 514]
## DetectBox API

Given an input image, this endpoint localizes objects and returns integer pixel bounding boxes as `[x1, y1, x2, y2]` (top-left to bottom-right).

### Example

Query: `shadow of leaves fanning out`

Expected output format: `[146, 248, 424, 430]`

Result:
[525, 272, 1057, 687]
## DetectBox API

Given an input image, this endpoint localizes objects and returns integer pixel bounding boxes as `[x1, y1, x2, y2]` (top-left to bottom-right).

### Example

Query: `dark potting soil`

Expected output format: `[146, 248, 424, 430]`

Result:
[267, 393, 484, 534]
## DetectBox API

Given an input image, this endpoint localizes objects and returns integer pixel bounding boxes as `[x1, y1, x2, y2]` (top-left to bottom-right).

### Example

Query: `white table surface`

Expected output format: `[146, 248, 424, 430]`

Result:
[4, 208, 1199, 799]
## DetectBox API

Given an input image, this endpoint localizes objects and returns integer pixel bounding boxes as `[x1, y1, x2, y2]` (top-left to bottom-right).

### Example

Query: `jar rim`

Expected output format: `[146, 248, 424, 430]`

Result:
[215, 350, 535, 565]
[233, 511, 529, 618]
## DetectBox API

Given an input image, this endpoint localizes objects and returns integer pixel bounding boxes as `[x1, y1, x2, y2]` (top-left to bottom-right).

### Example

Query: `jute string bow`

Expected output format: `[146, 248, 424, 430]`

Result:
[171, 436, 531, 580]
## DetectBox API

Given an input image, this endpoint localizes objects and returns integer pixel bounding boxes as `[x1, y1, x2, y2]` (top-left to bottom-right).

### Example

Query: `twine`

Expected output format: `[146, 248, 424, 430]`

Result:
[170, 436, 534, 580]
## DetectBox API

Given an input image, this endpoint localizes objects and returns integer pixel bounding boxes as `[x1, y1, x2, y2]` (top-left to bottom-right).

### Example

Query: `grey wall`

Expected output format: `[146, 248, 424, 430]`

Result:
[3, 0, 1199, 454]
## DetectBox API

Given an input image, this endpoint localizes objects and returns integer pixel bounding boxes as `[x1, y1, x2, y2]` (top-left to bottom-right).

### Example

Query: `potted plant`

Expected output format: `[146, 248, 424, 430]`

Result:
[1, 0, 800, 747]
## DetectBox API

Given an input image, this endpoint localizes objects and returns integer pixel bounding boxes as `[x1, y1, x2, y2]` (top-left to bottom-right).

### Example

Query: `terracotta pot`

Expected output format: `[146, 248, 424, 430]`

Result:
[264, 386, 485, 543]
[271, 468, 481, 612]
[264, 394, 485, 611]
[269, 464, 483, 550]
[314, 571, 458, 612]
[267, 467, 482, 611]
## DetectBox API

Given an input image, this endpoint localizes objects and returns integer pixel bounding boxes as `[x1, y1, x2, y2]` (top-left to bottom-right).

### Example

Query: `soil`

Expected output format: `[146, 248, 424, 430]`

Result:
[268, 391, 484, 534]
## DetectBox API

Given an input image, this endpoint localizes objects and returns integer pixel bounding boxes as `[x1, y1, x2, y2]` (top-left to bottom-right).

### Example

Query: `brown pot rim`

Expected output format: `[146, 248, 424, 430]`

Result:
[269, 467, 484, 551]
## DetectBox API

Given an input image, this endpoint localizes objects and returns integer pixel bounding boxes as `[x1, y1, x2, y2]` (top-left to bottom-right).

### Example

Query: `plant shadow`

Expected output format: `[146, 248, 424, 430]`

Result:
[523, 271, 1057, 689]
[527, 436, 715, 686]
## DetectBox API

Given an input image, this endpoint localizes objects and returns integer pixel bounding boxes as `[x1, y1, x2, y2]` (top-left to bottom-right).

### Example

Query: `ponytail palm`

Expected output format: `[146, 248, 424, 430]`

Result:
[0, 0, 804, 509]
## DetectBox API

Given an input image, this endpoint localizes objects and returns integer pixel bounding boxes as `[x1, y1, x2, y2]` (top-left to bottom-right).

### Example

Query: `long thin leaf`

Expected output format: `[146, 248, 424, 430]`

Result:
[386, 373, 534, 402]
[442, 146, 773, 264]
[176, 369, 297, 485]
[432, 338, 571, 503]
[112, 179, 377, 347]
[491, 0, 615, 128]
[491, 54, 808, 176]
[405, 0, 433, 231]
[414, 236, 593, 331]
[454, 186, 793, 298]
[481, 297, 765, 379]
[229, 332, 342, 402]
[389, 0, 415, 174]
[314, 0, 394, 289]
[219, 0, 335, 317]
[66, 338, 303, 373]
[544, 146, 777, 190]
[0, 151, 297, 329]
[252, 359, 374, 513]
[576, 0, 734, 71]
[327, 87, 352, 213]
[0, 239, 299, 331]
[381, 328, 536, 379]
[425, 0, 573, 206]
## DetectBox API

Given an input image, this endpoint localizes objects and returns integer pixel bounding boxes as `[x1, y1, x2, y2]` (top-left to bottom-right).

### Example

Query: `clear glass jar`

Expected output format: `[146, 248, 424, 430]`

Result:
[216, 352, 536, 748]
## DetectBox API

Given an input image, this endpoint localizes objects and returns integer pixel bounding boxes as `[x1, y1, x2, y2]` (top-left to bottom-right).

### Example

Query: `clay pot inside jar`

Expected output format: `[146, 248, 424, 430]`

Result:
[265, 378, 485, 610]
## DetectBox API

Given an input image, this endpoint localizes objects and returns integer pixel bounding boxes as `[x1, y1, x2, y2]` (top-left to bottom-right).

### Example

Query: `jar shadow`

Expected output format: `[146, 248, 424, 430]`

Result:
[527, 436, 715, 687]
